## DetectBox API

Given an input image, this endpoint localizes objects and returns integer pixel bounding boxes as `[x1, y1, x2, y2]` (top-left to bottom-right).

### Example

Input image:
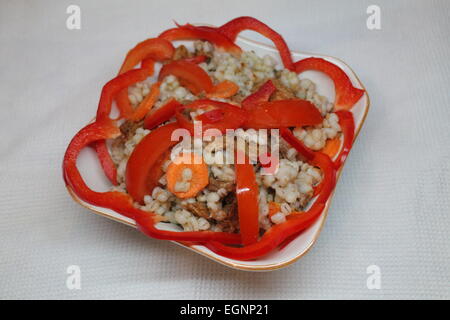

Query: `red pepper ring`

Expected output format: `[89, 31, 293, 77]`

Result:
[118, 38, 175, 75]
[159, 23, 242, 55]
[93, 140, 118, 186]
[64, 119, 138, 219]
[143, 98, 182, 130]
[116, 38, 175, 120]
[94, 68, 153, 186]
[175, 99, 248, 134]
[63, 120, 242, 244]
[294, 57, 365, 111]
[333, 110, 355, 169]
[96, 68, 152, 121]
[217, 16, 295, 71]
[204, 151, 336, 260]
[158, 60, 214, 95]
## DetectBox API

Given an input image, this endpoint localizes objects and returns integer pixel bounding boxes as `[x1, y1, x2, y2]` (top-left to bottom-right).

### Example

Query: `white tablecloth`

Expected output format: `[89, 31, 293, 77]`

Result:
[1, 0, 448, 299]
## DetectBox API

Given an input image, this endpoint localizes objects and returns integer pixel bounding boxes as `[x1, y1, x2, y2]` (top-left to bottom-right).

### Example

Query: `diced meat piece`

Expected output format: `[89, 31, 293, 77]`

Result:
[119, 120, 143, 140]
[207, 176, 235, 192]
[173, 45, 192, 61]
[185, 202, 210, 219]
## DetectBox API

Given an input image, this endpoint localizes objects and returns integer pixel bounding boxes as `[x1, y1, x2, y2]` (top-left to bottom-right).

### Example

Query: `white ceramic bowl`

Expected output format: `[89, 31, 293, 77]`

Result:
[66, 31, 369, 271]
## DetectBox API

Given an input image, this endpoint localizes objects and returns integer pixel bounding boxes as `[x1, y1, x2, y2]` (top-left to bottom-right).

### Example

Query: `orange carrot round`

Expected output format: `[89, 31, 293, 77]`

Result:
[166, 153, 209, 199]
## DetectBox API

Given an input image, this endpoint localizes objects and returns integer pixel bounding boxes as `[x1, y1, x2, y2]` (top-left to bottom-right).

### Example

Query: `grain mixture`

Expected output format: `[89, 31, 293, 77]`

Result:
[110, 41, 342, 233]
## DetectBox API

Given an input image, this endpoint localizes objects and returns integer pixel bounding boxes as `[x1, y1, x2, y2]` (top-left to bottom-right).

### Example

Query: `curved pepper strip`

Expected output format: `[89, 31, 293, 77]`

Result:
[175, 99, 248, 134]
[93, 140, 117, 186]
[217, 16, 295, 71]
[279, 127, 316, 161]
[143, 98, 182, 130]
[205, 149, 336, 260]
[116, 38, 174, 119]
[159, 23, 241, 55]
[63, 120, 241, 244]
[96, 68, 152, 121]
[141, 57, 156, 71]
[118, 38, 175, 74]
[125, 122, 181, 204]
[94, 68, 152, 185]
[294, 57, 365, 111]
[159, 60, 213, 95]
[244, 99, 323, 129]
[333, 110, 355, 169]
[64, 119, 139, 219]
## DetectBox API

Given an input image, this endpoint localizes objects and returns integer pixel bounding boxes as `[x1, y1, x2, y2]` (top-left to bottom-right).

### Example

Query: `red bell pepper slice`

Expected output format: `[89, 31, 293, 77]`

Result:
[118, 38, 174, 74]
[125, 122, 181, 204]
[141, 57, 156, 71]
[63, 120, 241, 244]
[159, 24, 242, 55]
[134, 212, 241, 244]
[64, 119, 138, 219]
[94, 68, 152, 185]
[333, 110, 355, 169]
[158, 60, 213, 95]
[93, 140, 118, 185]
[244, 99, 323, 129]
[241, 80, 276, 110]
[294, 57, 364, 110]
[205, 150, 336, 260]
[143, 98, 182, 130]
[235, 153, 260, 246]
[115, 38, 174, 120]
[280, 127, 315, 161]
[217, 16, 295, 71]
[175, 99, 248, 134]
[96, 68, 152, 121]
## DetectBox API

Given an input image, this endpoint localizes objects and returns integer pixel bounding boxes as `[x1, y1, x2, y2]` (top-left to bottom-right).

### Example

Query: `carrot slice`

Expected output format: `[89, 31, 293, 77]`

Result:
[206, 80, 239, 99]
[166, 153, 209, 199]
[128, 82, 160, 121]
[321, 137, 341, 159]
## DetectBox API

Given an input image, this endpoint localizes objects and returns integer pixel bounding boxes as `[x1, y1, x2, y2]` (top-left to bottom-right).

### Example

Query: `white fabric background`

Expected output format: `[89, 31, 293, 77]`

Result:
[0, 0, 449, 299]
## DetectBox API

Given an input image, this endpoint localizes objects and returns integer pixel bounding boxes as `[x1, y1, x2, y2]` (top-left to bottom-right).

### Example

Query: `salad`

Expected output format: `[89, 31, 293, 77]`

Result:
[63, 17, 364, 260]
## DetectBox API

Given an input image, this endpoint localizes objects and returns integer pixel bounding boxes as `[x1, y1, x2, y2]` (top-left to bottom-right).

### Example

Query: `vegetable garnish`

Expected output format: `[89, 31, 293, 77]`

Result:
[294, 57, 364, 110]
[166, 152, 209, 199]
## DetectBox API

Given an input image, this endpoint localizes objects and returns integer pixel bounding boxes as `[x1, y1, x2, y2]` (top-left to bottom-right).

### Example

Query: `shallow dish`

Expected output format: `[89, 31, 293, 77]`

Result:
[66, 29, 369, 271]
